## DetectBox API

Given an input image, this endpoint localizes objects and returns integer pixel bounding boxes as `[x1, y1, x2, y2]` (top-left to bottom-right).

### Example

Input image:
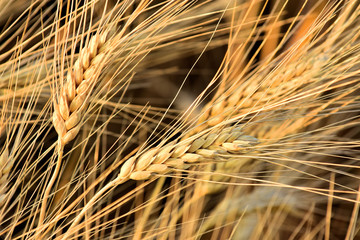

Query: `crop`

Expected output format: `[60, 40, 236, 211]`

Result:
[0, 0, 360, 239]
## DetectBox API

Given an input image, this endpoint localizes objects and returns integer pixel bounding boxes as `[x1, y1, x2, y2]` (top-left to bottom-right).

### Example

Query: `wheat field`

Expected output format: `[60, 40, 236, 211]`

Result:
[0, 0, 360, 239]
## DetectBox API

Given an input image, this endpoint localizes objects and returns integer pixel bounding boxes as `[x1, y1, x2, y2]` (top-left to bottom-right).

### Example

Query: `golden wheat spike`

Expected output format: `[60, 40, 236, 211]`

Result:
[53, 31, 108, 146]
[122, 127, 258, 181]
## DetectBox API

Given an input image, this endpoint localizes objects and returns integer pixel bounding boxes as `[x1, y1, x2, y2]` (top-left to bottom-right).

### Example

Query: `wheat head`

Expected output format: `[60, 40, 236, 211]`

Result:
[53, 31, 109, 146]
[118, 126, 259, 181]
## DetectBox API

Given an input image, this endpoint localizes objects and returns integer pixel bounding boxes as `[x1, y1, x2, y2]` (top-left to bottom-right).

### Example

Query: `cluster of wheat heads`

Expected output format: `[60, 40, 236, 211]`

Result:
[1, 0, 360, 239]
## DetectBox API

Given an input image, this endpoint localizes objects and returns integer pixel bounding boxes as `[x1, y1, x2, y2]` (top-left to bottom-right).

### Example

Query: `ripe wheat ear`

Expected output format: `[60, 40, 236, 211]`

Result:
[52, 31, 109, 146]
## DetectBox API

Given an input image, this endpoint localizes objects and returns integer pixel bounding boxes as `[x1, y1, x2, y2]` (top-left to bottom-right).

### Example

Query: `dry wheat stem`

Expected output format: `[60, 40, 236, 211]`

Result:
[60, 125, 259, 239]
[37, 30, 109, 236]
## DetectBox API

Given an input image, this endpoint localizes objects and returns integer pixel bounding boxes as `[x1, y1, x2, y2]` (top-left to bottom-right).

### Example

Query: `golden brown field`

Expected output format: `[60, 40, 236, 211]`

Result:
[1, 0, 360, 239]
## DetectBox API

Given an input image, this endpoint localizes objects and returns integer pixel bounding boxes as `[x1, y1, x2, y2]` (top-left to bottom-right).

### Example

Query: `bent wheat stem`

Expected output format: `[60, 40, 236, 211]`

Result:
[37, 141, 63, 232]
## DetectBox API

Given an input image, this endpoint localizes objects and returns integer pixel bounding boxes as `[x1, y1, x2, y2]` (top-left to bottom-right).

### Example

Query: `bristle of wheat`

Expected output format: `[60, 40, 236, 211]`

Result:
[118, 157, 136, 179]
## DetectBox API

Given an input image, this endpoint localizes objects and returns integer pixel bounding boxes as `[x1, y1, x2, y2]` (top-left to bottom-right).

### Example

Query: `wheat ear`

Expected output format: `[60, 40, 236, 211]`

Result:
[60, 125, 259, 239]
[121, 127, 258, 181]
[192, 54, 324, 134]
[52, 31, 109, 146]
[37, 31, 109, 235]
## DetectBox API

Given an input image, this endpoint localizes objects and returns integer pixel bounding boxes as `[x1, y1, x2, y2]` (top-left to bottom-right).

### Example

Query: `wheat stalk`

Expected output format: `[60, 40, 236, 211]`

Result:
[76, 43, 327, 228]
[36, 30, 109, 236]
